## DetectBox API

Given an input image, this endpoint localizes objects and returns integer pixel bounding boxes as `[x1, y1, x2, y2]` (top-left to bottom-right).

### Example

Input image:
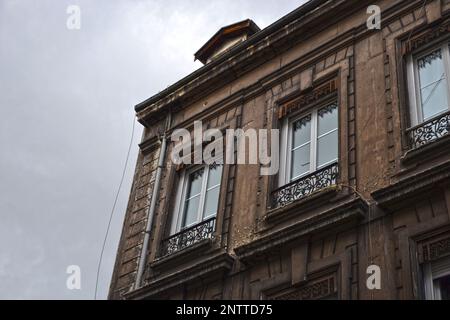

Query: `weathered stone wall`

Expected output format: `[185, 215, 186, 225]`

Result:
[110, 0, 450, 300]
[109, 146, 160, 298]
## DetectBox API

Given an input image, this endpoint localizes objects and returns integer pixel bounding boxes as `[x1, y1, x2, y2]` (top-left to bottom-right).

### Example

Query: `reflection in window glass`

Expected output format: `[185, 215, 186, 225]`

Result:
[417, 49, 449, 121]
[291, 116, 311, 181]
[182, 169, 204, 228]
[317, 104, 338, 168]
[287, 103, 339, 183]
[180, 165, 223, 229]
[203, 165, 223, 219]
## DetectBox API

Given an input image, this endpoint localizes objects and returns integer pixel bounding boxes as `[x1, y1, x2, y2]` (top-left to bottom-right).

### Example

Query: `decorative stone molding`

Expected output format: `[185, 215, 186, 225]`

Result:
[401, 19, 450, 56]
[135, 0, 371, 125]
[235, 198, 367, 264]
[277, 78, 338, 119]
[125, 252, 234, 299]
[421, 235, 450, 263]
[268, 274, 337, 300]
[372, 160, 450, 210]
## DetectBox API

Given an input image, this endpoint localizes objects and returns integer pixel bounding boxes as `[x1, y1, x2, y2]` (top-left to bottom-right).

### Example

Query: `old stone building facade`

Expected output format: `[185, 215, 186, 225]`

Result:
[109, 0, 450, 300]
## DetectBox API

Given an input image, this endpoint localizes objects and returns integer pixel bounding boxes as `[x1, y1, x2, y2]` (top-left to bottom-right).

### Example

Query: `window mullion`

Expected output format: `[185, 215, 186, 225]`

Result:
[443, 43, 450, 112]
[407, 55, 419, 126]
[423, 263, 434, 299]
[414, 56, 425, 124]
[180, 171, 193, 231]
[197, 166, 209, 223]
[172, 172, 186, 234]
[311, 110, 318, 172]
[284, 119, 292, 185]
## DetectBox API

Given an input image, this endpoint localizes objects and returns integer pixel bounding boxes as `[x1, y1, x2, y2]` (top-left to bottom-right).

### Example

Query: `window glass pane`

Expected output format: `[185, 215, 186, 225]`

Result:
[417, 49, 449, 120]
[292, 116, 311, 148]
[291, 144, 310, 180]
[418, 49, 445, 87]
[421, 80, 448, 120]
[186, 169, 203, 199]
[207, 165, 223, 189]
[203, 186, 220, 219]
[438, 275, 450, 300]
[318, 103, 338, 136]
[203, 165, 223, 219]
[183, 196, 200, 228]
[181, 169, 204, 228]
[317, 130, 338, 168]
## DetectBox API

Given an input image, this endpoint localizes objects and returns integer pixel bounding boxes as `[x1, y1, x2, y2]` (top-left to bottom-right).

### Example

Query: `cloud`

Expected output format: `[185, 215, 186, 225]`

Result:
[0, 0, 305, 299]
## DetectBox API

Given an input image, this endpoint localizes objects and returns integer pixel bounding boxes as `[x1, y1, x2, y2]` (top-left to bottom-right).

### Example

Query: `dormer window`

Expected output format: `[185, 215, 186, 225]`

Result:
[194, 19, 260, 65]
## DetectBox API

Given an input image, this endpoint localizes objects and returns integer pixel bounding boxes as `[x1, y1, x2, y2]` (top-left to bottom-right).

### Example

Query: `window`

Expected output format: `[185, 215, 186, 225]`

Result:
[279, 102, 338, 186]
[171, 164, 223, 234]
[407, 42, 450, 126]
[423, 256, 450, 300]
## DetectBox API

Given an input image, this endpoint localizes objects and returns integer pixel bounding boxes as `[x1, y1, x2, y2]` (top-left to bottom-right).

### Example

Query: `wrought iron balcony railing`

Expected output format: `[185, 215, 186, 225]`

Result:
[160, 217, 216, 257]
[271, 162, 339, 209]
[407, 111, 450, 150]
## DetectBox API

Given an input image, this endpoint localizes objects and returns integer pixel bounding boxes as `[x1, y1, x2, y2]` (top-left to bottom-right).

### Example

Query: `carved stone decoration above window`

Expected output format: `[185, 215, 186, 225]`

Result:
[278, 78, 338, 119]
[402, 20, 450, 56]
[422, 236, 450, 263]
[268, 276, 337, 300]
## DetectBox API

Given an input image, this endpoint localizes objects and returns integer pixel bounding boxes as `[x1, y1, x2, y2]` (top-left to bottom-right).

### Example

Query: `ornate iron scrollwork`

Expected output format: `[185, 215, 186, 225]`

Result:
[417, 49, 442, 69]
[271, 162, 339, 209]
[293, 115, 311, 130]
[318, 102, 338, 118]
[408, 112, 450, 149]
[161, 217, 216, 257]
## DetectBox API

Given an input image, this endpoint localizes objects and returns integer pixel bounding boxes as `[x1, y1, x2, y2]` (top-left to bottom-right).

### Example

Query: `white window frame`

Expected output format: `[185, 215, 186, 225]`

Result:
[407, 41, 450, 126]
[279, 102, 339, 187]
[170, 164, 222, 235]
[423, 256, 450, 300]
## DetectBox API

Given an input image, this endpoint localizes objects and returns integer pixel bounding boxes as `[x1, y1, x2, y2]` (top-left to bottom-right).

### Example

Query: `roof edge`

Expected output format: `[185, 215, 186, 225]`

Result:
[135, 0, 329, 112]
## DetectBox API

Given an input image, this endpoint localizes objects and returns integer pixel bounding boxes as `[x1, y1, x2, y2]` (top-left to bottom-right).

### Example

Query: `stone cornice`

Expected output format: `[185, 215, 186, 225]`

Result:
[124, 251, 234, 300]
[372, 160, 450, 210]
[234, 197, 367, 264]
[134, 0, 433, 128]
[135, 0, 377, 126]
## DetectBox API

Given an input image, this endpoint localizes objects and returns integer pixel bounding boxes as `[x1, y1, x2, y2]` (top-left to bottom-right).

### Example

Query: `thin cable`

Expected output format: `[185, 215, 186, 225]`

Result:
[94, 115, 136, 300]
[356, 3, 429, 298]
[405, 0, 429, 44]
[422, 73, 446, 107]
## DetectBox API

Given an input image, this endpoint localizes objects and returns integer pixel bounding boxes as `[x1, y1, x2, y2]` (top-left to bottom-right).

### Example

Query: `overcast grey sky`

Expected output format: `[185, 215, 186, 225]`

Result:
[0, 0, 305, 299]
